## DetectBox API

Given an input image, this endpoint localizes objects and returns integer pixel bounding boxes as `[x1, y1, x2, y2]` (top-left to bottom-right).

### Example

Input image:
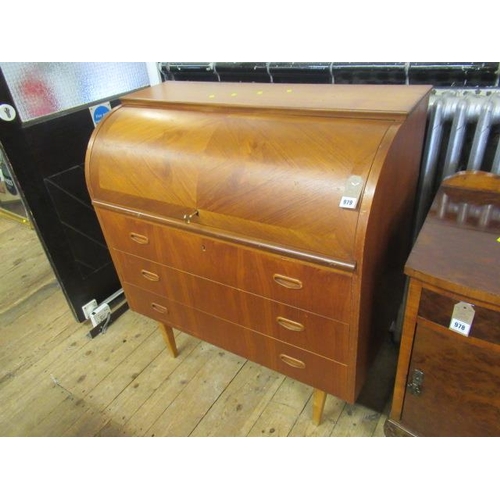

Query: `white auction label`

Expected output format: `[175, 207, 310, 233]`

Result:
[449, 302, 475, 336]
[339, 175, 363, 210]
[339, 196, 358, 209]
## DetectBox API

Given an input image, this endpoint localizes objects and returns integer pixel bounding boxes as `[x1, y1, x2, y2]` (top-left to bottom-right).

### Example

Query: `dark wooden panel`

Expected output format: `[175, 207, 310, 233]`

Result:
[401, 323, 500, 436]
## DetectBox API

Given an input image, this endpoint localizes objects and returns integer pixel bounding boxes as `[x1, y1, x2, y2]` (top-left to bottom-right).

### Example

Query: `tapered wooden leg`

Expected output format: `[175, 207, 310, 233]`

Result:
[159, 323, 178, 358]
[312, 388, 327, 425]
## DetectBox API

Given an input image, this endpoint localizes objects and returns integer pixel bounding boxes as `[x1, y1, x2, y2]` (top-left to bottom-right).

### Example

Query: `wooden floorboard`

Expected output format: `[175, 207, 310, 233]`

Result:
[0, 219, 55, 315]
[190, 360, 285, 437]
[0, 216, 398, 437]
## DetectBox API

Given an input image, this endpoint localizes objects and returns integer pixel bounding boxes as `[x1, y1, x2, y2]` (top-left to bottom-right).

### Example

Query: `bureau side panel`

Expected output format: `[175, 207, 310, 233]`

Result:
[350, 93, 431, 399]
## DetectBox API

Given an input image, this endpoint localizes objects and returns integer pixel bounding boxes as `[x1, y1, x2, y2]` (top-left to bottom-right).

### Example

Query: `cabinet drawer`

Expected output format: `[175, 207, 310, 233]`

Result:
[117, 252, 349, 363]
[418, 288, 500, 346]
[123, 283, 350, 400]
[98, 208, 352, 322]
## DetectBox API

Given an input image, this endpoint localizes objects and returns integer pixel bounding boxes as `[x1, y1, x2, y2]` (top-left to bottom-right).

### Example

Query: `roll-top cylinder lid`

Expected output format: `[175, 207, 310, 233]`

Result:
[86, 82, 431, 269]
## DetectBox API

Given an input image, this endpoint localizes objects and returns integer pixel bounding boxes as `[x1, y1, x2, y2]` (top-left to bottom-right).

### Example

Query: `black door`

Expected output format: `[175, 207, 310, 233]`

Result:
[0, 62, 156, 322]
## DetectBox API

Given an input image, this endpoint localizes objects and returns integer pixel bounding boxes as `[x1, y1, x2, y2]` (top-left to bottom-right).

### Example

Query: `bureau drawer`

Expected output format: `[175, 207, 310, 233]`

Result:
[418, 288, 500, 346]
[250, 332, 350, 402]
[98, 208, 352, 322]
[116, 252, 349, 363]
[97, 208, 161, 261]
[123, 282, 249, 358]
[123, 283, 350, 400]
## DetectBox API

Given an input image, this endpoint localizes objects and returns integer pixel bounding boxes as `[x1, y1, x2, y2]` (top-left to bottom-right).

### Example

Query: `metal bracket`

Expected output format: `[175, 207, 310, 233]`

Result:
[407, 368, 424, 396]
[183, 209, 199, 224]
[82, 288, 127, 338]
[87, 301, 129, 339]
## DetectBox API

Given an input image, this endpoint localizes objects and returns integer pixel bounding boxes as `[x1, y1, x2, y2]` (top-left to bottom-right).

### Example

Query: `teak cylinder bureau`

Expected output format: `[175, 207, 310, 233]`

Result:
[85, 81, 431, 424]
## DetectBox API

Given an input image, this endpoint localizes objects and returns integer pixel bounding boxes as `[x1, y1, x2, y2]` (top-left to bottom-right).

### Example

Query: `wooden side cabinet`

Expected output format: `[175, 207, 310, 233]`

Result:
[385, 171, 500, 437]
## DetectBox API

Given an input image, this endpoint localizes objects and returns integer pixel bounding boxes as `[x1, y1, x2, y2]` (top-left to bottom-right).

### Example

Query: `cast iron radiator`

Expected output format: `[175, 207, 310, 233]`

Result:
[415, 89, 500, 235]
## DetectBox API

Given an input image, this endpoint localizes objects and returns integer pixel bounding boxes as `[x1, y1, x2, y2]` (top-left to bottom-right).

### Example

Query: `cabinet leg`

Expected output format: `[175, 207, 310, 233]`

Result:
[312, 388, 327, 425]
[159, 323, 178, 358]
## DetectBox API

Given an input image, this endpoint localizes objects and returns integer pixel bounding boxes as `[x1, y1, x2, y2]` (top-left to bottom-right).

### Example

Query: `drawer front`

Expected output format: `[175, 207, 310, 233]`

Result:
[123, 283, 350, 400]
[97, 208, 161, 261]
[123, 282, 250, 358]
[418, 288, 500, 346]
[98, 208, 352, 322]
[116, 251, 349, 363]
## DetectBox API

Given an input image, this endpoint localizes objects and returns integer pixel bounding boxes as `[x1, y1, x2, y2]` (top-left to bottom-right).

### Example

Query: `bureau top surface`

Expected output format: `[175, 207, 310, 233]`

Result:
[122, 81, 432, 118]
[406, 172, 500, 304]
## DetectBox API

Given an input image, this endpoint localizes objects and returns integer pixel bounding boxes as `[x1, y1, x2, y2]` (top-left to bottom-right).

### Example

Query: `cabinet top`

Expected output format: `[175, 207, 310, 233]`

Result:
[122, 81, 432, 119]
[406, 171, 500, 305]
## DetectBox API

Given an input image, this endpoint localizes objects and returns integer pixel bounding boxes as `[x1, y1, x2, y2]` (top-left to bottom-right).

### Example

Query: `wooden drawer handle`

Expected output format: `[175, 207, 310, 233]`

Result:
[151, 303, 168, 314]
[276, 316, 305, 332]
[273, 274, 303, 290]
[141, 269, 160, 282]
[279, 354, 306, 369]
[129, 232, 149, 245]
